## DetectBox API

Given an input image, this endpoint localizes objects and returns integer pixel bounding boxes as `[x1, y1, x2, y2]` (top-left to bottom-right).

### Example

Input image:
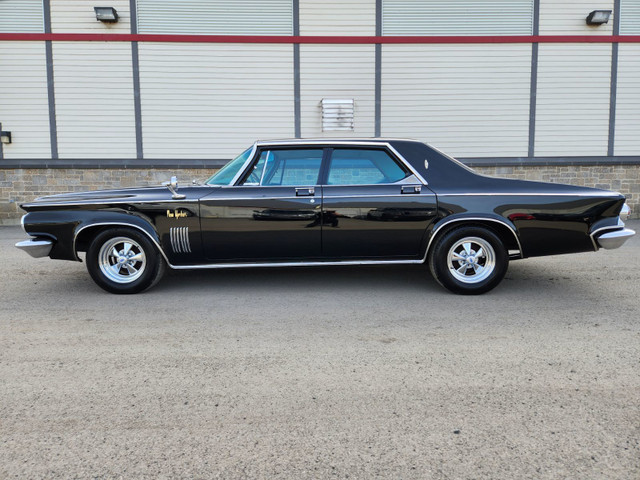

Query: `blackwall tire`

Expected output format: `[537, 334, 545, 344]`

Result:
[86, 228, 165, 294]
[428, 225, 508, 295]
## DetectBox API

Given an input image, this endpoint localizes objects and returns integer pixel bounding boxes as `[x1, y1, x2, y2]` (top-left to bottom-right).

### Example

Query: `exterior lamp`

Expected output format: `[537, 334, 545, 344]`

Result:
[586, 10, 612, 25]
[94, 7, 118, 22]
[0, 131, 11, 144]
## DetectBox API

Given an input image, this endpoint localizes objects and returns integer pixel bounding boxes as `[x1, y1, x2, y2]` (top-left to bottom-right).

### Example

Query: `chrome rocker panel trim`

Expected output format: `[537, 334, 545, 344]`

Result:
[15, 239, 54, 258]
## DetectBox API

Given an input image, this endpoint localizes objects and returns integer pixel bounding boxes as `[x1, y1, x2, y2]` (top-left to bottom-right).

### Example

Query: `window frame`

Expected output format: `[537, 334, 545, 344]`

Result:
[235, 147, 329, 187]
[319, 147, 412, 187]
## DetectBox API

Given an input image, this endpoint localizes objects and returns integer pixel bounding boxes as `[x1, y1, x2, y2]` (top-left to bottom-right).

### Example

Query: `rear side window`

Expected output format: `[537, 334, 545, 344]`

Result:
[327, 149, 409, 185]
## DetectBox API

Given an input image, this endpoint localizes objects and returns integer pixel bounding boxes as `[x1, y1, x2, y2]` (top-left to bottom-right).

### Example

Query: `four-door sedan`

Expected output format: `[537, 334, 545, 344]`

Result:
[16, 139, 635, 294]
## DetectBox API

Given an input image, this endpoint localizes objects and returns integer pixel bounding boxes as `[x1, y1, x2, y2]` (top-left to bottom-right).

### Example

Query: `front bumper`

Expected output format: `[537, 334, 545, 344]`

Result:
[15, 238, 54, 258]
[596, 228, 636, 250]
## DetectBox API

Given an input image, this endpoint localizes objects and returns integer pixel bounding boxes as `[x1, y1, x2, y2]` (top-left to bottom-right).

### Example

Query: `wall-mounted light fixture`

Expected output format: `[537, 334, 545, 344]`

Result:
[586, 10, 612, 26]
[0, 131, 11, 144]
[94, 7, 119, 23]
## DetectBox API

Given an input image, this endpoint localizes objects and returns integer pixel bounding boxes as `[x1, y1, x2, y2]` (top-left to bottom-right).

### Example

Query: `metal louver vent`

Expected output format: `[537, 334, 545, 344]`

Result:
[621, 1, 640, 34]
[170, 227, 191, 253]
[383, 0, 534, 35]
[321, 99, 355, 132]
[0, 0, 43, 33]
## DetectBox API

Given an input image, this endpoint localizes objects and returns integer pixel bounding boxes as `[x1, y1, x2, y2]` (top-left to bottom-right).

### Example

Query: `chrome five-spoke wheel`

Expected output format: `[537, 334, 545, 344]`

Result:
[86, 228, 165, 294]
[428, 225, 508, 295]
[98, 237, 146, 284]
[447, 236, 496, 284]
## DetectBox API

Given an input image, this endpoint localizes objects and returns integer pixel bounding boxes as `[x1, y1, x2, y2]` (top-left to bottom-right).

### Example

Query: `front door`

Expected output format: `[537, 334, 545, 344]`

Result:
[199, 148, 325, 261]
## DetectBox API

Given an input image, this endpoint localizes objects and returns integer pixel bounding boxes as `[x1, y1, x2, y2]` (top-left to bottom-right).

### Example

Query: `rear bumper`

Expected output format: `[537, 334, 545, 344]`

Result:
[596, 228, 636, 250]
[15, 239, 54, 258]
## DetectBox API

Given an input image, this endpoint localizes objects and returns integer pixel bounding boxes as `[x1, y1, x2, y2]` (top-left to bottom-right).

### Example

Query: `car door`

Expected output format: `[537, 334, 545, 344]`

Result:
[199, 148, 325, 261]
[320, 148, 438, 259]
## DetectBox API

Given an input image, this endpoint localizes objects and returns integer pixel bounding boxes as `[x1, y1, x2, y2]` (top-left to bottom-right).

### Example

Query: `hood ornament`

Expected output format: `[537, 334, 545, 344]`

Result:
[162, 176, 186, 199]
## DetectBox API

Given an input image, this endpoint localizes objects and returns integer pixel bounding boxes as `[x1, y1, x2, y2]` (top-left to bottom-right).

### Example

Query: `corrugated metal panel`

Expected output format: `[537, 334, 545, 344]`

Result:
[540, 0, 614, 35]
[383, 0, 533, 35]
[50, 0, 131, 33]
[535, 44, 611, 156]
[0, 0, 43, 33]
[614, 45, 640, 155]
[0, 42, 50, 158]
[620, 0, 640, 34]
[301, 45, 374, 138]
[300, 0, 375, 35]
[53, 42, 137, 159]
[381, 44, 531, 157]
[137, 0, 292, 35]
[138, 43, 294, 159]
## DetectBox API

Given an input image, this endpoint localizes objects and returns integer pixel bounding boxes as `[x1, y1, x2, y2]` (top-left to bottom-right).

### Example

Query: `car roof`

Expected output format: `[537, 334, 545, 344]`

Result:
[255, 138, 422, 147]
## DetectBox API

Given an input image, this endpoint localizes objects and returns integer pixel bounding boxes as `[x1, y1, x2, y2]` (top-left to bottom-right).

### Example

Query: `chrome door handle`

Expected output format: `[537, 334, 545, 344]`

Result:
[295, 187, 315, 196]
[401, 185, 421, 194]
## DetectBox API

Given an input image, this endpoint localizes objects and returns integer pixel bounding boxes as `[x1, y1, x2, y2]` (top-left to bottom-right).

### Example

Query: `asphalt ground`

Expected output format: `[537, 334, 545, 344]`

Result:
[1, 222, 639, 479]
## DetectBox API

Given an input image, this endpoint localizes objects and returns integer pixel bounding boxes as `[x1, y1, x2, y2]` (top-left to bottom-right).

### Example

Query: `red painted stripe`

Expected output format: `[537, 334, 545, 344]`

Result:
[0, 33, 639, 44]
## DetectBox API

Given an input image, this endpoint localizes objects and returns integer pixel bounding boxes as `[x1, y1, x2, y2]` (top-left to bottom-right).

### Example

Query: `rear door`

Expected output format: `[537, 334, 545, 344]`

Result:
[320, 148, 438, 259]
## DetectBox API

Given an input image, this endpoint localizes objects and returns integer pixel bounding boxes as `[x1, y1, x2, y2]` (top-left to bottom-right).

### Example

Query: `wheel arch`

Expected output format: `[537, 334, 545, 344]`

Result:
[424, 216, 523, 261]
[73, 214, 169, 264]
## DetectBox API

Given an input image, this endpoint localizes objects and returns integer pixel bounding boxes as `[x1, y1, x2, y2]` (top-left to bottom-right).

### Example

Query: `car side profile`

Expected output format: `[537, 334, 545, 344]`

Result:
[16, 139, 635, 295]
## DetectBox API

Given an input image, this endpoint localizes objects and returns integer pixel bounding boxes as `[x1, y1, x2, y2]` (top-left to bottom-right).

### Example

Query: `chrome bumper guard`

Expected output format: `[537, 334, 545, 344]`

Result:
[596, 228, 636, 250]
[15, 238, 54, 258]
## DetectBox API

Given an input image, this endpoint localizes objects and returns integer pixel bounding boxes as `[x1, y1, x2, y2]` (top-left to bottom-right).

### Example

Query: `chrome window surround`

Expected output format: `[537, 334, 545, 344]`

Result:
[233, 140, 428, 186]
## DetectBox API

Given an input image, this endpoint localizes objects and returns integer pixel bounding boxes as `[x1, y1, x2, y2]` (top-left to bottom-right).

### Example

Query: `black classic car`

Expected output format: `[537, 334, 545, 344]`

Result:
[16, 139, 635, 295]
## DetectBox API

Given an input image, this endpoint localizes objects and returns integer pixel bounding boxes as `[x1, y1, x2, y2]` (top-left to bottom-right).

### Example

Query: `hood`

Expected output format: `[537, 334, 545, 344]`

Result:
[20, 185, 212, 210]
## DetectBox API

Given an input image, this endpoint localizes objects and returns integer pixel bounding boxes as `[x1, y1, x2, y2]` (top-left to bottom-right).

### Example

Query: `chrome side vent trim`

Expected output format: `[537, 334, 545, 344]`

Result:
[170, 227, 191, 253]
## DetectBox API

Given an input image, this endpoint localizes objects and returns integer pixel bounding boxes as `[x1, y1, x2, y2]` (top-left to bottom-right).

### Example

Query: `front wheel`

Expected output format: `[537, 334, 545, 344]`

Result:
[428, 225, 508, 295]
[86, 228, 165, 294]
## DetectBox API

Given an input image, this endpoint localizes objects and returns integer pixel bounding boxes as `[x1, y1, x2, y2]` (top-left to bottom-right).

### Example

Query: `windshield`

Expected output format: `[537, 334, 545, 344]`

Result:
[205, 147, 253, 185]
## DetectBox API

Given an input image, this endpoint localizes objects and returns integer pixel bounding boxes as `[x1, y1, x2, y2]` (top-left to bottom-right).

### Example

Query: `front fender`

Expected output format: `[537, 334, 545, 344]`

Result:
[22, 210, 162, 261]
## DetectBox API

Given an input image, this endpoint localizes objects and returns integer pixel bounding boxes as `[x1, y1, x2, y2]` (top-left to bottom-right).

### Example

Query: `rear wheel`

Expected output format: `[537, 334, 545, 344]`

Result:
[428, 225, 508, 295]
[86, 228, 165, 294]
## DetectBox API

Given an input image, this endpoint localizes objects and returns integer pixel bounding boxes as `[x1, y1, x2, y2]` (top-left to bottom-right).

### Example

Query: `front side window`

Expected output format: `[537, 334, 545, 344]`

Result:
[240, 149, 323, 186]
[327, 149, 409, 185]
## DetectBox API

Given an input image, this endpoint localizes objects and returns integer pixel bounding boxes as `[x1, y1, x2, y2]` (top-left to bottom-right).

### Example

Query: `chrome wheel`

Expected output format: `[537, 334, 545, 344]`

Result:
[446, 236, 496, 284]
[98, 236, 146, 284]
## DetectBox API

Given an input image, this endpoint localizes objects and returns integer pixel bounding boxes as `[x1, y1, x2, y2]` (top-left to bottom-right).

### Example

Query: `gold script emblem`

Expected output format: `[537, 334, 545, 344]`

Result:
[167, 209, 188, 219]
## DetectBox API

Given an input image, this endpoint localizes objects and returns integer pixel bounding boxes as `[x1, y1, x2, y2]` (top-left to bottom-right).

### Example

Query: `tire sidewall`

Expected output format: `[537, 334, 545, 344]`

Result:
[86, 228, 161, 294]
[429, 225, 509, 295]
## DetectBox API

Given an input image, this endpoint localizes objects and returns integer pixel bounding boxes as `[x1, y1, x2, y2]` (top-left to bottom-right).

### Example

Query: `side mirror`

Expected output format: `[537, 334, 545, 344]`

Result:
[162, 176, 186, 199]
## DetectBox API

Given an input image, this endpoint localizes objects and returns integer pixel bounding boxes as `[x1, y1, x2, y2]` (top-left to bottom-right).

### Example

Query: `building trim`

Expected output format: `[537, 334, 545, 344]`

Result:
[375, 0, 382, 137]
[608, 0, 621, 156]
[2, 156, 640, 170]
[293, 0, 301, 138]
[129, 0, 143, 159]
[43, 0, 58, 159]
[527, 0, 540, 157]
[462, 156, 640, 167]
[1, 33, 640, 44]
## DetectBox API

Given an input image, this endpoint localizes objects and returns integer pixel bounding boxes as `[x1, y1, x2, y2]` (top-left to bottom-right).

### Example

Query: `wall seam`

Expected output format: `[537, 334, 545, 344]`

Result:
[130, 0, 143, 159]
[375, 0, 382, 137]
[608, 0, 621, 156]
[43, 0, 58, 159]
[527, 0, 540, 158]
[293, 0, 301, 138]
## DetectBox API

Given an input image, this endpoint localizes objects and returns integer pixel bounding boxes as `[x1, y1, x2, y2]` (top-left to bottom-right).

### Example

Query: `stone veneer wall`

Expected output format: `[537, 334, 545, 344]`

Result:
[1, 165, 638, 224]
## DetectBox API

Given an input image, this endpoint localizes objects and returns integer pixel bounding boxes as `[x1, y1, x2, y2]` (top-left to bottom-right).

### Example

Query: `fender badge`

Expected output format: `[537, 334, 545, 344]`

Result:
[167, 209, 188, 219]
